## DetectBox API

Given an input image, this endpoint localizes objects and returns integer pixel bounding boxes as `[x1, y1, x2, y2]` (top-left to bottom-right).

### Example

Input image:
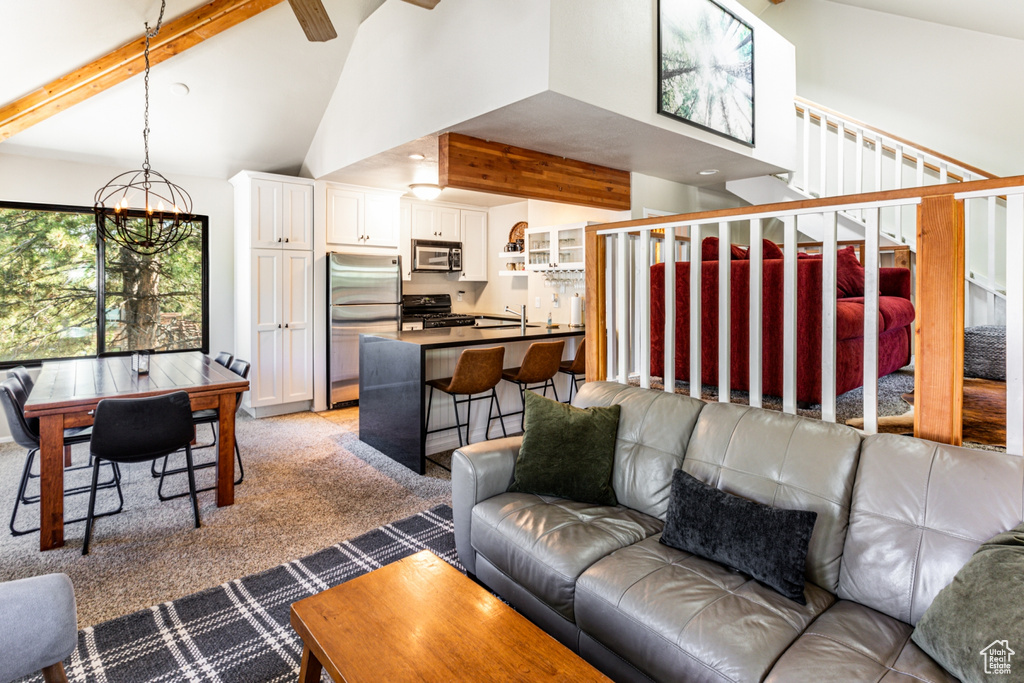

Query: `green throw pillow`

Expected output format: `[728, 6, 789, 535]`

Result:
[508, 390, 620, 506]
[911, 522, 1024, 683]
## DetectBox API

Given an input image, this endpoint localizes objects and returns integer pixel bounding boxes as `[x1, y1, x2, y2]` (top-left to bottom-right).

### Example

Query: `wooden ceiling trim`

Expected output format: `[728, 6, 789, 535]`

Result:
[0, 0, 285, 142]
[438, 133, 631, 211]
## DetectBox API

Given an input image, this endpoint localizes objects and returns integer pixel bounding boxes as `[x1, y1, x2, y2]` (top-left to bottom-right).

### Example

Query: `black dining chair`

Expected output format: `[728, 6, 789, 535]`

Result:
[83, 391, 200, 555]
[0, 379, 123, 537]
[6, 367, 34, 395]
[214, 352, 233, 369]
[154, 359, 250, 500]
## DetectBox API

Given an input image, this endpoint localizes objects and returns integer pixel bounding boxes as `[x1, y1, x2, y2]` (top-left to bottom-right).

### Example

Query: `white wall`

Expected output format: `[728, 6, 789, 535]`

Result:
[548, 0, 796, 173]
[0, 151, 235, 439]
[477, 202, 530, 316]
[630, 173, 744, 220]
[303, 0, 552, 178]
[755, 0, 1024, 177]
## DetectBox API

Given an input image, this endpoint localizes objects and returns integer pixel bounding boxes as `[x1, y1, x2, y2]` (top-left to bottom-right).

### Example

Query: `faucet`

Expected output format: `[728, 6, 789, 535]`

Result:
[505, 304, 527, 334]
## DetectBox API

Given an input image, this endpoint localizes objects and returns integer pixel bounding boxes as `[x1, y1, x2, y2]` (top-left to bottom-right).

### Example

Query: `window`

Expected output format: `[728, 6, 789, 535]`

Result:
[0, 201, 208, 367]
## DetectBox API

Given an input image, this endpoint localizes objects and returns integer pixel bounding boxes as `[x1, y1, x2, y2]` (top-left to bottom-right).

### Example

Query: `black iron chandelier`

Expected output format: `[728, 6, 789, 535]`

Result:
[94, 0, 196, 256]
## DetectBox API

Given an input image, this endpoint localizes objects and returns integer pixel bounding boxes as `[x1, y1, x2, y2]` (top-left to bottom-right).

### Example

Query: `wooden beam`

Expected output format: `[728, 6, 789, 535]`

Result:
[0, 0, 285, 141]
[914, 194, 964, 446]
[585, 228, 607, 383]
[438, 133, 632, 211]
[287, 0, 337, 42]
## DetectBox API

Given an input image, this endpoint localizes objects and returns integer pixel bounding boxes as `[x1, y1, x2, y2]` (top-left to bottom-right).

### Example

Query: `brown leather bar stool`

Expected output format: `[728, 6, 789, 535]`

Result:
[502, 340, 565, 430]
[425, 347, 507, 466]
[558, 338, 586, 403]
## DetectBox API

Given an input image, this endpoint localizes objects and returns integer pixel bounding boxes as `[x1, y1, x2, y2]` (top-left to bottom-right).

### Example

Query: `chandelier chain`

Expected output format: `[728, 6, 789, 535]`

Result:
[142, 1, 166, 175]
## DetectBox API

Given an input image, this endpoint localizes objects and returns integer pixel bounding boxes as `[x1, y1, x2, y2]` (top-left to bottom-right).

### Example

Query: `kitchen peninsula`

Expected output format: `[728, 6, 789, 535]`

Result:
[359, 324, 584, 473]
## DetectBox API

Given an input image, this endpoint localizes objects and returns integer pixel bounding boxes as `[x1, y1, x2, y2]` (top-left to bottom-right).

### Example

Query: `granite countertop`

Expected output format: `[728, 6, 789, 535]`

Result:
[363, 324, 585, 349]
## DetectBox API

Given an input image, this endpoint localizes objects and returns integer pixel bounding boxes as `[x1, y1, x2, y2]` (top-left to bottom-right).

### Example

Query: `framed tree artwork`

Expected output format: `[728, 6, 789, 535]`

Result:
[658, 0, 755, 146]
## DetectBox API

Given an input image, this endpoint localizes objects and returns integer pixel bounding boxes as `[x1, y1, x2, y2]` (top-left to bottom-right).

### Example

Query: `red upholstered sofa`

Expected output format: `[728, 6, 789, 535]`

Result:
[650, 241, 914, 404]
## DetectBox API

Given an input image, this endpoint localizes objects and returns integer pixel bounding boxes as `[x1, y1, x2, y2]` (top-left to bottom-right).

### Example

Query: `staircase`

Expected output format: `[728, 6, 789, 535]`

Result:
[727, 97, 1007, 326]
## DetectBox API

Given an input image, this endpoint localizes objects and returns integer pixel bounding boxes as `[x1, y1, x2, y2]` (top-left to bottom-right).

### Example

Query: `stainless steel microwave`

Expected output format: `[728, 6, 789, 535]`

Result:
[412, 240, 462, 273]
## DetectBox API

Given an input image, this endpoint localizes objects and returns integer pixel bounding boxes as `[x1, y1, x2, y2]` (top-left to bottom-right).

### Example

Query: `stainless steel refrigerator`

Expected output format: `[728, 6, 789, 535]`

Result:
[328, 252, 402, 407]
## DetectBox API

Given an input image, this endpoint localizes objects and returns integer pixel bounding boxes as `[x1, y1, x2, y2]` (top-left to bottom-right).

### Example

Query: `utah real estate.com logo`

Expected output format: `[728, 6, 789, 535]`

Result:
[980, 640, 1015, 676]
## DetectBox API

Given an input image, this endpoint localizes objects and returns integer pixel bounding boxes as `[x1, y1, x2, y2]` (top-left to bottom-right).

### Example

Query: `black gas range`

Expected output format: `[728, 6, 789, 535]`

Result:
[402, 294, 476, 329]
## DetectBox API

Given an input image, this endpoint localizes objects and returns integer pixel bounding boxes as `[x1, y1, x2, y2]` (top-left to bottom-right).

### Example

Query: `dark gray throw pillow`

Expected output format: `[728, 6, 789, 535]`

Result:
[660, 469, 817, 604]
[912, 523, 1024, 683]
[508, 390, 620, 506]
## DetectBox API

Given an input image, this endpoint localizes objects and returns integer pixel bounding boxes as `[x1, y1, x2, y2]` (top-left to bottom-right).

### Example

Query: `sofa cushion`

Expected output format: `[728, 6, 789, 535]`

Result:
[575, 535, 835, 683]
[470, 492, 662, 621]
[837, 246, 865, 297]
[509, 391, 620, 506]
[911, 523, 1024, 682]
[573, 382, 705, 520]
[838, 434, 1024, 625]
[836, 300, 883, 341]
[765, 601, 956, 683]
[661, 469, 818, 604]
[839, 296, 916, 336]
[701, 236, 748, 261]
[682, 402, 862, 593]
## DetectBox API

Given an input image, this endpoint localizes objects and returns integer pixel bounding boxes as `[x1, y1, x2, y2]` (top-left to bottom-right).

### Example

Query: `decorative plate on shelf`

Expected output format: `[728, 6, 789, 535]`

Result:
[509, 221, 527, 244]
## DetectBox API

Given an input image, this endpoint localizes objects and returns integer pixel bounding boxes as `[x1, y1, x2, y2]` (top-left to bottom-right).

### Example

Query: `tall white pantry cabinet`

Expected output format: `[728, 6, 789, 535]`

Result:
[230, 171, 314, 417]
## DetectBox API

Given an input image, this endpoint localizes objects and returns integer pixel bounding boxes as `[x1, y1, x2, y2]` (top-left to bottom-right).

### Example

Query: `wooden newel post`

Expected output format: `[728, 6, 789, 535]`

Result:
[585, 228, 607, 383]
[914, 194, 965, 445]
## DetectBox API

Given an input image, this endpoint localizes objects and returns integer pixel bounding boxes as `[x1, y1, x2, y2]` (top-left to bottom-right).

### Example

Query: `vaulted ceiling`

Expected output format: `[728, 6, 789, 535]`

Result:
[0, 0, 383, 178]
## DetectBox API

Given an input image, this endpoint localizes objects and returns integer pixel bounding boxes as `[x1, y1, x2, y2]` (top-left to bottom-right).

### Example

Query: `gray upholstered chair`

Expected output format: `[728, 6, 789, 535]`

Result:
[0, 573, 77, 683]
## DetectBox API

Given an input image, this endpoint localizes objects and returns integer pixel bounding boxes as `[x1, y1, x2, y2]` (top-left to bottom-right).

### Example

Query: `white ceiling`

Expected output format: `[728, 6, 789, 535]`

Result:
[0, 0, 384, 178]
[5, 0, 1020, 196]
[822, 0, 1024, 42]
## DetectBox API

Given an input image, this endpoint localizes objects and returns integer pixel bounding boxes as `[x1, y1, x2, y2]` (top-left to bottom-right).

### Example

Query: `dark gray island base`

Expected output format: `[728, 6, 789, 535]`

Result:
[359, 325, 585, 474]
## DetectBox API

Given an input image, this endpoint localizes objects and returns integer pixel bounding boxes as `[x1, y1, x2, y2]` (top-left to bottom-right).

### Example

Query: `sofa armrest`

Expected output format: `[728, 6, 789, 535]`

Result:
[451, 436, 521, 575]
[0, 573, 77, 682]
[880, 267, 911, 300]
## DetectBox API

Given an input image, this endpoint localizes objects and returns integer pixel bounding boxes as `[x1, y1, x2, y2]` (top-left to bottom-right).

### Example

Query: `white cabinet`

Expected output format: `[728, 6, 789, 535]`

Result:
[249, 179, 312, 250]
[325, 184, 400, 247]
[411, 204, 460, 241]
[525, 222, 587, 271]
[231, 171, 315, 416]
[459, 209, 488, 281]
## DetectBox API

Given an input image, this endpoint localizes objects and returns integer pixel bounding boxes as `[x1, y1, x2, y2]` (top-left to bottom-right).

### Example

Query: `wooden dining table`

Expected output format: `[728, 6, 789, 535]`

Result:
[23, 351, 250, 551]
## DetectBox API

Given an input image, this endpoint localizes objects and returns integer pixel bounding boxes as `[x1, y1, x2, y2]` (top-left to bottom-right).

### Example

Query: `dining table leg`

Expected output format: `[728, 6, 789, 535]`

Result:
[216, 392, 235, 507]
[39, 414, 66, 550]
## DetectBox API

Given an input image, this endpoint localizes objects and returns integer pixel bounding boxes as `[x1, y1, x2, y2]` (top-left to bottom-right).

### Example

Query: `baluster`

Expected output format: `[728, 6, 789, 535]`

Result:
[939, 162, 949, 185]
[855, 129, 864, 218]
[663, 226, 676, 392]
[801, 107, 810, 192]
[639, 230, 652, 389]
[873, 134, 883, 193]
[718, 221, 731, 403]
[782, 215, 798, 414]
[863, 208, 881, 435]
[893, 143, 904, 242]
[605, 236, 616, 380]
[616, 232, 630, 384]
[689, 224, 702, 399]
[836, 122, 845, 196]
[748, 219, 763, 409]
[821, 212, 838, 422]
[916, 153, 925, 188]
[819, 112, 828, 197]
[988, 196, 997, 323]
[1006, 192, 1024, 455]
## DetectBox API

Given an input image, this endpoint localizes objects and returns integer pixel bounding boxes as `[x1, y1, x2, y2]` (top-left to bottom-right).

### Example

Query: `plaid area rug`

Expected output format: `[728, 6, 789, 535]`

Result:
[20, 506, 458, 683]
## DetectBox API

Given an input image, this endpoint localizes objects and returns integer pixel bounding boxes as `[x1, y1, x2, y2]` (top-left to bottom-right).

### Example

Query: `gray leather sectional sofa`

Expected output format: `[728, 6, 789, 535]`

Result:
[451, 382, 1024, 682]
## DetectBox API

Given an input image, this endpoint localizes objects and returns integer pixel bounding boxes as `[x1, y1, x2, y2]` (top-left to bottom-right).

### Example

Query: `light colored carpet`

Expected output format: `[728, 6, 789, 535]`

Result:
[0, 407, 452, 628]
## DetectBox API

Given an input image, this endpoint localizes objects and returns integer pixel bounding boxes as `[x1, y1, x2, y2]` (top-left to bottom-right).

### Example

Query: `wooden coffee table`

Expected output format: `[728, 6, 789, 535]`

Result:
[290, 550, 612, 682]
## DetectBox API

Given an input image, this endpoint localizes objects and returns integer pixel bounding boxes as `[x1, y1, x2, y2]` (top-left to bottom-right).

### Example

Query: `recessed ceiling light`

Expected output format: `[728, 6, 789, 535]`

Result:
[408, 153, 426, 160]
[409, 183, 441, 200]
[698, 169, 719, 176]
[170, 82, 190, 97]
